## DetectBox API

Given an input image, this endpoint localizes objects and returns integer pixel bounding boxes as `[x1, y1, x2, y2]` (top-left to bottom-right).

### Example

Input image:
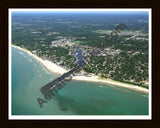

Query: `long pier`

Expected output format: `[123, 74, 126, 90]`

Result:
[40, 60, 86, 94]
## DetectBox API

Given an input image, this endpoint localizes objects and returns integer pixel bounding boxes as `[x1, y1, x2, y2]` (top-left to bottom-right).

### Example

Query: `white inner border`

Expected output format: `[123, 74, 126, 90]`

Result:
[8, 8, 152, 120]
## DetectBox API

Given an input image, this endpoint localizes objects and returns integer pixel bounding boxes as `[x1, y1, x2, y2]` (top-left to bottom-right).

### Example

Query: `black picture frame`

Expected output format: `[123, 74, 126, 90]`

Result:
[0, 0, 159, 127]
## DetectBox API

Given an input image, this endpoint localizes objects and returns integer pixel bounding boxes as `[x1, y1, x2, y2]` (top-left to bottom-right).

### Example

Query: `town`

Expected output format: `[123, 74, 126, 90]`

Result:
[12, 13, 149, 88]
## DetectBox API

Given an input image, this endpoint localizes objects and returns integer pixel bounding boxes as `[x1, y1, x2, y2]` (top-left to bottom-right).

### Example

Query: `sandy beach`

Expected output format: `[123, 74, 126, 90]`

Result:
[12, 45, 67, 75]
[12, 45, 149, 93]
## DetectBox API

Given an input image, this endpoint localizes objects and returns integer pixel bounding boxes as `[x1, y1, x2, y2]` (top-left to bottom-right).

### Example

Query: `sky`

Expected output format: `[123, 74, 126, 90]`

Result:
[11, 9, 149, 15]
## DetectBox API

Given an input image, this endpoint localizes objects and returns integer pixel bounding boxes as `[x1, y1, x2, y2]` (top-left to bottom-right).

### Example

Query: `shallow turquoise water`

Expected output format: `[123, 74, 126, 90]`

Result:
[11, 47, 148, 115]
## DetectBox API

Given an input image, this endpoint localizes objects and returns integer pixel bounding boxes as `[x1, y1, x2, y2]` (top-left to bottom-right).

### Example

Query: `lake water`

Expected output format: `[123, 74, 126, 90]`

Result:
[11, 47, 148, 115]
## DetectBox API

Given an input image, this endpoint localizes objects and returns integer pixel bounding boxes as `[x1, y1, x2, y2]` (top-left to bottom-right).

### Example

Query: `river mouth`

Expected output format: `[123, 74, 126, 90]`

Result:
[11, 47, 149, 116]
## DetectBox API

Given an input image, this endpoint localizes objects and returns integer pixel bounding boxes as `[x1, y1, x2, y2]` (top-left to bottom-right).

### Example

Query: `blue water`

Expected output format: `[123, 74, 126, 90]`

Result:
[11, 47, 149, 115]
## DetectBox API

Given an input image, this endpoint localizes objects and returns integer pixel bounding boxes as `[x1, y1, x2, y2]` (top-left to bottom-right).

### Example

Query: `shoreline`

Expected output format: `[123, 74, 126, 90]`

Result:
[12, 45, 149, 93]
[12, 45, 67, 75]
